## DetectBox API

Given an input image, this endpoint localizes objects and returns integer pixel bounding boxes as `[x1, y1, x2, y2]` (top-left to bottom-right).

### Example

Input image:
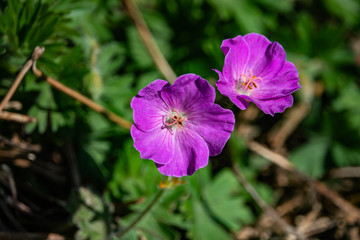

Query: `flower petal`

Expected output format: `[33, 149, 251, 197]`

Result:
[155, 129, 209, 177]
[131, 124, 174, 165]
[160, 74, 216, 113]
[231, 95, 250, 110]
[221, 35, 250, 83]
[252, 61, 301, 100]
[243, 33, 272, 72]
[214, 69, 235, 95]
[131, 80, 170, 131]
[256, 42, 287, 80]
[215, 69, 249, 110]
[248, 94, 294, 116]
[216, 34, 300, 116]
[242, 33, 286, 80]
[221, 35, 243, 55]
[186, 104, 235, 156]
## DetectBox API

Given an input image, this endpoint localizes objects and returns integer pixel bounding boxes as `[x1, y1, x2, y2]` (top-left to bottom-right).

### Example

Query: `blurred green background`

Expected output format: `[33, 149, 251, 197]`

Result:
[1, 0, 360, 239]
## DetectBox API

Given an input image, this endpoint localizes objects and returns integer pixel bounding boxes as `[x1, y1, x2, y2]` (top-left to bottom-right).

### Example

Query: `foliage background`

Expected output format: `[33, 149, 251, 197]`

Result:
[0, 0, 360, 239]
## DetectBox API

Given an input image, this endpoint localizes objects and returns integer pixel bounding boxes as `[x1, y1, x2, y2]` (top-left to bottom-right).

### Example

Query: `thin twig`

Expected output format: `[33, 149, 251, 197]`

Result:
[45, 75, 132, 129]
[31, 48, 132, 130]
[3, 101, 22, 111]
[123, 0, 177, 83]
[113, 188, 165, 239]
[329, 167, 360, 178]
[312, 180, 360, 224]
[0, 134, 40, 152]
[0, 47, 44, 112]
[232, 163, 307, 240]
[0, 111, 36, 123]
[268, 103, 311, 151]
[245, 139, 360, 225]
[246, 140, 295, 171]
[0, 232, 65, 240]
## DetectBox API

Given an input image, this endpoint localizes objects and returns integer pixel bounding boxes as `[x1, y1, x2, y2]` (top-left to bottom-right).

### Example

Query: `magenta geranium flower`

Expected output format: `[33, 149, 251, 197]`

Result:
[131, 74, 235, 177]
[215, 33, 301, 116]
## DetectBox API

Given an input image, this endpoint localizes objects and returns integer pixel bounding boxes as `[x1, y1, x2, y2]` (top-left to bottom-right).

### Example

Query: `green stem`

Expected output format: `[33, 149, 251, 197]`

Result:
[113, 188, 165, 239]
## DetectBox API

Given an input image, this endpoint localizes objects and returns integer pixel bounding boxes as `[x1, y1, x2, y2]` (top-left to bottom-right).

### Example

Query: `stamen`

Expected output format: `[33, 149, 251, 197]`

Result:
[236, 69, 263, 94]
[165, 109, 187, 130]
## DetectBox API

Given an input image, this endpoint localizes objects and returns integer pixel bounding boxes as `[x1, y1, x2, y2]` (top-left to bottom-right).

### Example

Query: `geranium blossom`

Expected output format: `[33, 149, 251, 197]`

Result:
[131, 74, 235, 177]
[215, 33, 301, 116]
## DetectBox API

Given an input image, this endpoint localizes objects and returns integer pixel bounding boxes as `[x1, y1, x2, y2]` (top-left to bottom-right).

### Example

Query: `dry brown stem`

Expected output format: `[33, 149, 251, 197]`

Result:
[232, 163, 307, 240]
[0, 134, 41, 152]
[0, 47, 45, 113]
[0, 232, 65, 240]
[31, 48, 132, 130]
[122, 0, 177, 83]
[246, 140, 295, 171]
[329, 167, 360, 178]
[245, 139, 360, 226]
[0, 111, 36, 123]
[268, 103, 311, 151]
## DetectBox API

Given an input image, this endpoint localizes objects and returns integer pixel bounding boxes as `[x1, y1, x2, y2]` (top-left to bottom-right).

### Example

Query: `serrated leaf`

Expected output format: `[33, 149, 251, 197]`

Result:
[204, 170, 254, 231]
[73, 187, 111, 240]
[24, 84, 57, 134]
[187, 198, 231, 240]
[97, 42, 126, 77]
[127, 27, 152, 68]
[37, 84, 56, 108]
[290, 136, 329, 178]
[119, 189, 183, 240]
[50, 112, 66, 132]
[108, 138, 161, 201]
[100, 74, 135, 120]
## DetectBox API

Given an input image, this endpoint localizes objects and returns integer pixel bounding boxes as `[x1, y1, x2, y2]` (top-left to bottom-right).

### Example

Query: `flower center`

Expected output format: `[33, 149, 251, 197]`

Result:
[235, 69, 263, 95]
[165, 109, 187, 130]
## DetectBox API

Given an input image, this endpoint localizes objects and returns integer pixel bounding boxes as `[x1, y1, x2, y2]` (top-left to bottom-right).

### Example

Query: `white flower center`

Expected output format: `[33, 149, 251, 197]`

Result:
[235, 69, 262, 95]
[165, 109, 187, 130]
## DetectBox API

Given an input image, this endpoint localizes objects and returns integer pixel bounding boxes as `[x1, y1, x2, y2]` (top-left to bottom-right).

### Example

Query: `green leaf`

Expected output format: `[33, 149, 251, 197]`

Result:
[332, 142, 360, 166]
[25, 84, 57, 134]
[187, 198, 231, 240]
[136, 71, 161, 90]
[0, 9, 6, 32]
[108, 138, 161, 201]
[83, 139, 110, 179]
[100, 74, 135, 121]
[73, 187, 111, 240]
[120, 189, 184, 240]
[127, 26, 153, 68]
[208, 0, 264, 33]
[290, 136, 329, 178]
[97, 42, 126, 78]
[25, 105, 47, 134]
[28, 13, 59, 48]
[255, 0, 293, 13]
[333, 82, 360, 135]
[323, 0, 360, 26]
[204, 170, 254, 231]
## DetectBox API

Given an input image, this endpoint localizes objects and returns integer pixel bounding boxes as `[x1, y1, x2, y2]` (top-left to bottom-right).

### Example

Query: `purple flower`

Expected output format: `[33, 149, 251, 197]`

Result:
[215, 33, 301, 116]
[131, 74, 235, 177]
